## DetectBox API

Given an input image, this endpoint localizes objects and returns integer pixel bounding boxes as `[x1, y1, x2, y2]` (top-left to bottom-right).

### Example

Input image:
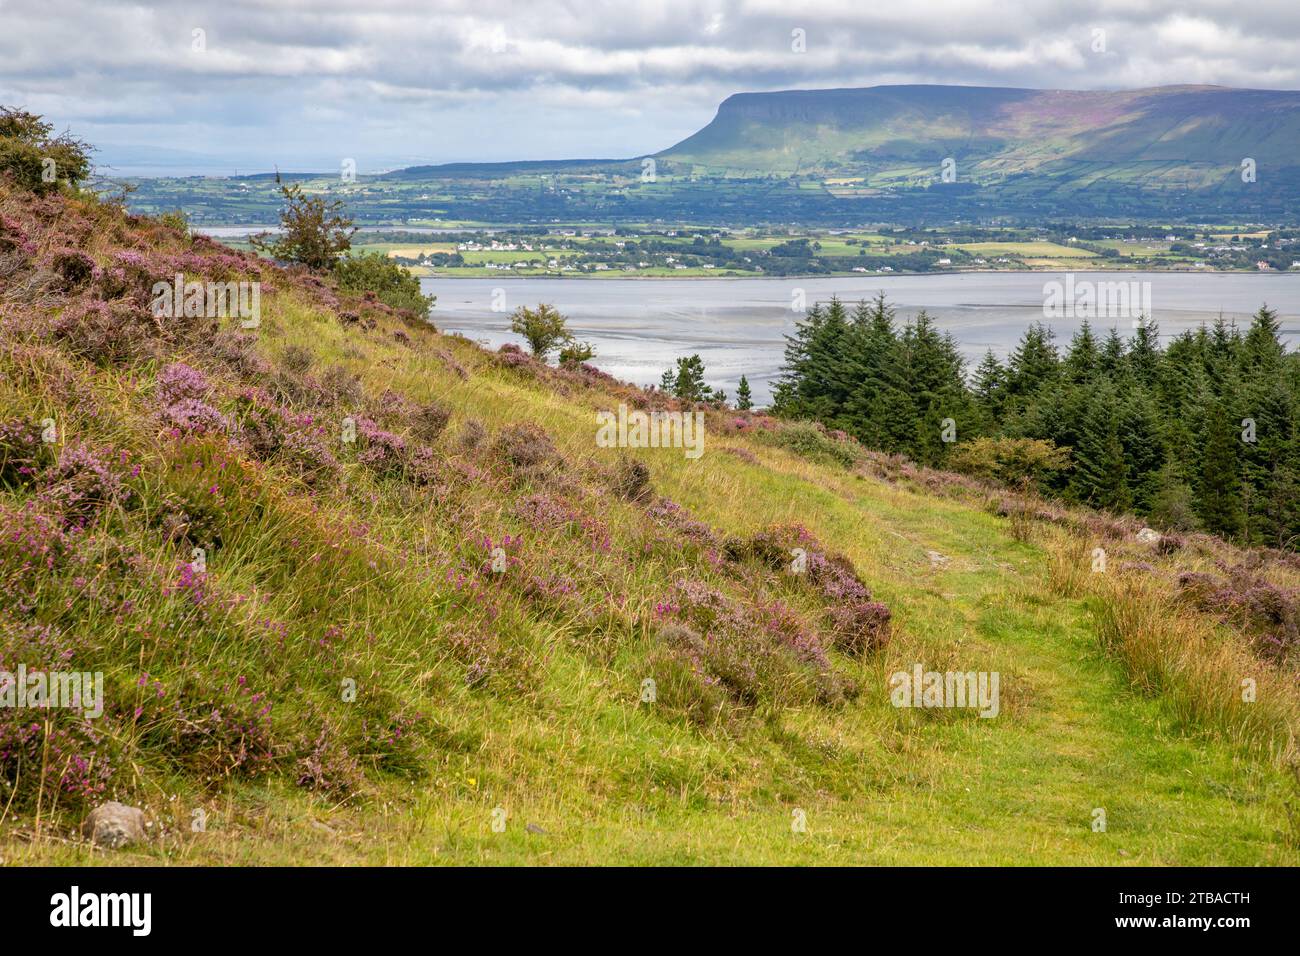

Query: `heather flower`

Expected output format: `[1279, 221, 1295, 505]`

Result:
[203, 329, 273, 380]
[165, 562, 212, 607]
[0, 214, 34, 255]
[296, 727, 362, 795]
[48, 247, 98, 291]
[458, 419, 487, 451]
[0, 502, 69, 596]
[52, 298, 157, 366]
[39, 443, 130, 529]
[491, 422, 557, 476]
[156, 362, 212, 404]
[0, 620, 109, 807]
[160, 397, 230, 435]
[513, 493, 580, 528]
[368, 389, 416, 427]
[611, 456, 651, 502]
[354, 416, 407, 478]
[411, 400, 451, 442]
[151, 362, 230, 434]
[154, 678, 278, 779]
[319, 364, 363, 406]
[521, 572, 578, 603]
[94, 249, 163, 302]
[0, 417, 55, 487]
[496, 344, 535, 371]
[827, 600, 891, 655]
[646, 497, 716, 544]
[0, 715, 111, 808]
[434, 348, 469, 380]
[233, 388, 338, 483]
[1177, 566, 1300, 658]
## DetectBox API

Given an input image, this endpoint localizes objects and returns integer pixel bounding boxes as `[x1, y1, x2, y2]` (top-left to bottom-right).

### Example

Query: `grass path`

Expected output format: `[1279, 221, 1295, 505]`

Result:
[39, 444, 1285, 868]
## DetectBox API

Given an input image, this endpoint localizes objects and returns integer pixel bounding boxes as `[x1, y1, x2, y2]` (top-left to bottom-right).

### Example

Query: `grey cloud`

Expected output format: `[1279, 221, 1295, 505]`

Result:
[1, 0, 1295, 171]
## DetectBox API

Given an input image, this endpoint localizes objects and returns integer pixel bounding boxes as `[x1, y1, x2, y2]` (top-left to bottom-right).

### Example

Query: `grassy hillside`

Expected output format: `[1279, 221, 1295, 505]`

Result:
[1, 182, 1298, 865]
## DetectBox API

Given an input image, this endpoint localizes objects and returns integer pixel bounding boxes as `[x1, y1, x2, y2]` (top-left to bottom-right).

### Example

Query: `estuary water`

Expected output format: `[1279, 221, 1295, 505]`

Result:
[422, 272, 1300, 405]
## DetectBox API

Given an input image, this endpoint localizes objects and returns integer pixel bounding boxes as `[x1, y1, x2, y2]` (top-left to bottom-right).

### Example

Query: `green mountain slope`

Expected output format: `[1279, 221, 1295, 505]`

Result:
[2, 182, 1298, 864]
[659, 84, 1300, 184]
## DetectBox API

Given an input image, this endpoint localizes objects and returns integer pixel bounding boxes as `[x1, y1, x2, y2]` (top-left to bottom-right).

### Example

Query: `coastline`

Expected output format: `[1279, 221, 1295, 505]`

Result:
[413, 267, 1300, 281]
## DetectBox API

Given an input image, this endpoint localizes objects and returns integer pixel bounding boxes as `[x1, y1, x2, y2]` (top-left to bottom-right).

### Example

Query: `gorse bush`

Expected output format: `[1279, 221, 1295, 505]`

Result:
[948, 436, 1071, 492]
[251, 182, 355, 270]
[334, 252, 434, 320]
[756, 419, 862, 468]
[0, 107, 93, 195]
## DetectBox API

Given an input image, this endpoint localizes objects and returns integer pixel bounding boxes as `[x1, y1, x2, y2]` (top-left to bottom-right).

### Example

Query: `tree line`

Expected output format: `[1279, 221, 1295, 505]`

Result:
[772, 293, 1300, 547]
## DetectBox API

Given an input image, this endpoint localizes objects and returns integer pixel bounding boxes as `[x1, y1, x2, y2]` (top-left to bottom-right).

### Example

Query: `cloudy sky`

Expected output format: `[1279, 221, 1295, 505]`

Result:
[3, 0, 1298, 174]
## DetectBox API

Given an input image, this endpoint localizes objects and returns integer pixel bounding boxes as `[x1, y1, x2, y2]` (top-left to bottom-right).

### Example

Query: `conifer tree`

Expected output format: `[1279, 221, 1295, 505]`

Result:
[972, 349, 1006, 429]
[1098, 328, 1125, 374]
[1198, 400, 1245, 538]
[1240, 305, 1284, 374]
[843, 294, 913, 451]
[1127, 318, 1161, 387]
[735, 375, 753, 411]
[1072, 382, 1131, 511]
[662, 354, 722, 403]
[1117, 386, 1164, 513]
[1005, 322, 1059, 401]
[773, 299, 852, 421]
[1063, 320, 1098, 384]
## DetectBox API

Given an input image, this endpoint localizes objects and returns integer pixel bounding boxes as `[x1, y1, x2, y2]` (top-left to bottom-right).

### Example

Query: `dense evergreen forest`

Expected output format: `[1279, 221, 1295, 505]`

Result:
[772, 294, 1300, 548]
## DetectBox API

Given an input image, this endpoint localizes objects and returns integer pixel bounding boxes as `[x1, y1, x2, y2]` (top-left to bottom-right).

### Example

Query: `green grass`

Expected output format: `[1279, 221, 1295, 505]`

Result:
[3, 186, 1297, 866]
[14, 441, 1296, 864]
[951, 241, 1096, 259]
[11, 373, 1298, 864]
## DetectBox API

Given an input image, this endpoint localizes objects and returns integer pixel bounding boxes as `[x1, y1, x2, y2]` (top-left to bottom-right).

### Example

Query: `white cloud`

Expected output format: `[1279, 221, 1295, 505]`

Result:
[0, 0, 1295, 170]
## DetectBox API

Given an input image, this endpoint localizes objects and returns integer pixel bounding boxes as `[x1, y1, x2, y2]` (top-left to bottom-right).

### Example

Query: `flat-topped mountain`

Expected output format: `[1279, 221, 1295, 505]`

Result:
[659, 84, 1300, 182]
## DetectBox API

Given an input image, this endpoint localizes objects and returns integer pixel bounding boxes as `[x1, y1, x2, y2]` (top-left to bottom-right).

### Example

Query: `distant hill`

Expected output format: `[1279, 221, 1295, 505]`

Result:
[382, 158, 628, 180]
[658, 84, 1300, 181]
[129, 84, 1300, 223]
[355, 84, 1300, 220]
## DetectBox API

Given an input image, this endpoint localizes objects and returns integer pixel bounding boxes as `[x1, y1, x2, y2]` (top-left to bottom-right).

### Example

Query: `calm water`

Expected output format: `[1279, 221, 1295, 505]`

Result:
[197, 225, 488, 238]
[421, 272, 1300, 405]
